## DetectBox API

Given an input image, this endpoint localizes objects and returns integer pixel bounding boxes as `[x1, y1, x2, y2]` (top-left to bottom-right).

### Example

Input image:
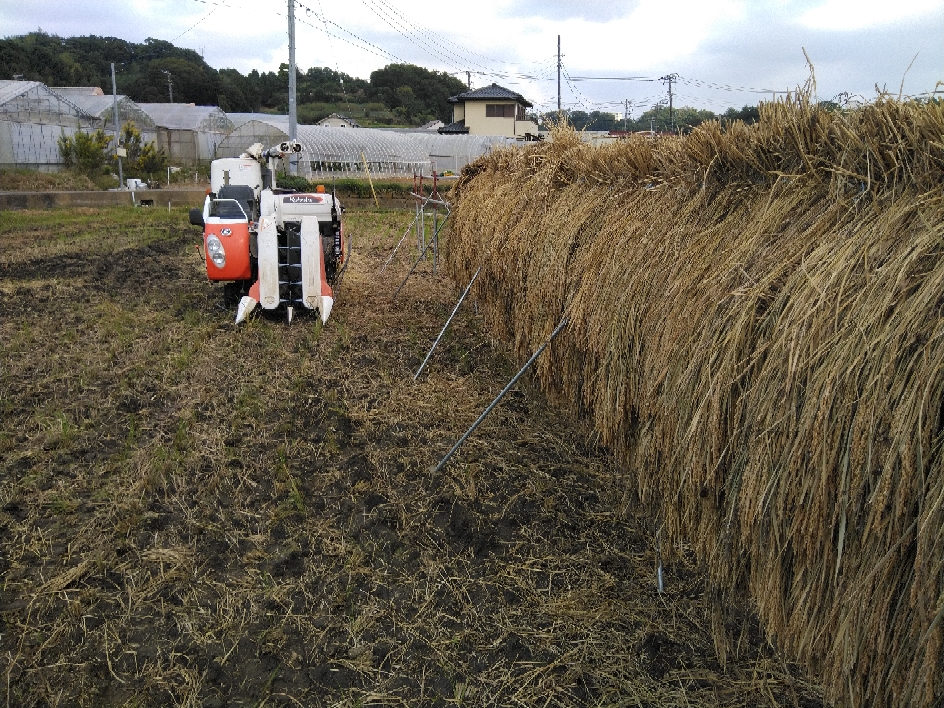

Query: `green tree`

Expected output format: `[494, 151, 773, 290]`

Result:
[368, 64, 467, 124]
[118, 121, 143, 167]
[722, 105, 760, 125]
[628, 105, 715, 133]
[137, 142, 167, 177]
[57, 128, 112, 174]
[564, 110, 621, 131]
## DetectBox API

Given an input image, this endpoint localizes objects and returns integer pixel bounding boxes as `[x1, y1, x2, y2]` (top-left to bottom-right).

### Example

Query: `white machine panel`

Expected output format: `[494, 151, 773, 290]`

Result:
[276, 193, 334, 228]
[256, 216, 280, 309]
[300, 217, 323, 313]
[210, 159, 263, 195]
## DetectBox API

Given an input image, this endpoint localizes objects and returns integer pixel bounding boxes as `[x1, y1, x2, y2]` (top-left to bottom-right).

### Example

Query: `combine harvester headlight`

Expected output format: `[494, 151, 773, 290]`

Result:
[206, 235, 226, 268]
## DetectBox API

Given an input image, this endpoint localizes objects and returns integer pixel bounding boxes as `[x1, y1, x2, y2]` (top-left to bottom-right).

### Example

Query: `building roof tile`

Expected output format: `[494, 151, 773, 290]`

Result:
[447, 83, 532, 108]
[438, 119, 470, 134]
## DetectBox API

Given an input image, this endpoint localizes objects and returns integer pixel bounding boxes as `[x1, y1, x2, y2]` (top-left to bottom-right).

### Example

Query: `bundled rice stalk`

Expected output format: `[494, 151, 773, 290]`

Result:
[446, 93, 944, 708]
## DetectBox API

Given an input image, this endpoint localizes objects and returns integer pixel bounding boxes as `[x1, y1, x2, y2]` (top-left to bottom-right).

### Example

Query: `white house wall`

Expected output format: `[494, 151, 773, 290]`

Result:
[462, 102, 539, 138]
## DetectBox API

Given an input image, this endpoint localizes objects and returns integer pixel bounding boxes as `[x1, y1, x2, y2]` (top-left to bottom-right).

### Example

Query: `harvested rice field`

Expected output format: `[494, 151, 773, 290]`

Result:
[0, 206, 824, 707]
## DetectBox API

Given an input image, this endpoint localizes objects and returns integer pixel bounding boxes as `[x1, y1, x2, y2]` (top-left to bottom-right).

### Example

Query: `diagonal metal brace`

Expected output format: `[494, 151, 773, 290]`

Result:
[432, 315, 569, 473]
[380, 214, 419, 275]
[414, 266, 481, 381]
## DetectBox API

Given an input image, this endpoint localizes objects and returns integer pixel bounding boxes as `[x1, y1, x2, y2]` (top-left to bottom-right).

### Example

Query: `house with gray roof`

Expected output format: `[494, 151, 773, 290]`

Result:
[440, 83, 539, 138]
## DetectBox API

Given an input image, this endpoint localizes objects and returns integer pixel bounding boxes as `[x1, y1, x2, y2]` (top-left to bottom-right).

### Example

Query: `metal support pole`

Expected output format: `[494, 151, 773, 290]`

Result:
[557, 35, 561, 115]
[392, 212, 451, 300]
[394, 236, 435, 300]
[432, 316, 568, 472]
[288, 0, 298, 174]
[432, 204, 438, 274]
[659, 73, 678, 132]
[111, 63, 123, 189]
[414, 266, 481, 381]
[420, 202, 426, 257]
[415, 189, 421, 254]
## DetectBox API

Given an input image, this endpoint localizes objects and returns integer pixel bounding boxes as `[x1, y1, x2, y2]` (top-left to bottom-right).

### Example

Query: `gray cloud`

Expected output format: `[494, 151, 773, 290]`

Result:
[560, 4, 944, 114]
[495, 0, 641, 23]
[2, 1, 941, 114]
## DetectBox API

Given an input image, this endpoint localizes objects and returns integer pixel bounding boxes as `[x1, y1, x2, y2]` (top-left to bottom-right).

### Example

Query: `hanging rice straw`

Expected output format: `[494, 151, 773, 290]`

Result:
[447, 92, 944, 708]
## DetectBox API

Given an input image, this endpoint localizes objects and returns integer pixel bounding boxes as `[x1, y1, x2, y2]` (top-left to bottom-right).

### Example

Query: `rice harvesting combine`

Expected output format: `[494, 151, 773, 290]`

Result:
[190, 141, 346, 324]
[447, 90, 944, 708]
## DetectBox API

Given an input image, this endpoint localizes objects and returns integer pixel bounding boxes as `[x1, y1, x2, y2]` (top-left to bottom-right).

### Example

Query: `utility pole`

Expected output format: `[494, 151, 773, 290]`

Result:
[162, 70, 173, 103]
[624, 98, 629, 131]
[111, 63, 123, 188]
[557, 35, 561, 115]
[466, 71, 471, 89]
[288, 0, 298, 174]
[659, 73, 678, 132]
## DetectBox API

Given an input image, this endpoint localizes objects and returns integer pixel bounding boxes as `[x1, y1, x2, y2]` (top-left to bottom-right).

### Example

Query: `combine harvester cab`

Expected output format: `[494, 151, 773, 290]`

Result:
[189, 141, 345, 325]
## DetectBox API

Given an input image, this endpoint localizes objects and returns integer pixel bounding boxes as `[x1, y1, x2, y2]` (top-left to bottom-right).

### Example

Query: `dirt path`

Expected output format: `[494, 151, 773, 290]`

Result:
[0, 207, 824, 707]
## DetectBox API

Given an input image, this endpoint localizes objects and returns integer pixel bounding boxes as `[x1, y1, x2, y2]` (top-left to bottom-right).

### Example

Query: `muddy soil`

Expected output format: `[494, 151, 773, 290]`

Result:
[0, 207, 825, 707]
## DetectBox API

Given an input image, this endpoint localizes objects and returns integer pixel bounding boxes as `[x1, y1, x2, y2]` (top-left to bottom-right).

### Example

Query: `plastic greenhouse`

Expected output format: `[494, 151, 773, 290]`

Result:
[217, 118, 512, 178]
[0, 80, 97, 170]
[53, 88, 157, 137]
[136, 103, 234, 164]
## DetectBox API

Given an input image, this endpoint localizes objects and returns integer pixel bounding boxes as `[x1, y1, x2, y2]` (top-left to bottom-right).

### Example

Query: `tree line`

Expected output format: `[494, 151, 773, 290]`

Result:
[0, 31, 468, 126]
[543, 104, 760, 133]
[1, 31, 763, 131]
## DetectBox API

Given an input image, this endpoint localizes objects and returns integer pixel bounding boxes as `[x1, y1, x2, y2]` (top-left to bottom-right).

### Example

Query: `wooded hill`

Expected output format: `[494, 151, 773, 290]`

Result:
[0, 31, 468, 127]
[0, 31, 763, 131]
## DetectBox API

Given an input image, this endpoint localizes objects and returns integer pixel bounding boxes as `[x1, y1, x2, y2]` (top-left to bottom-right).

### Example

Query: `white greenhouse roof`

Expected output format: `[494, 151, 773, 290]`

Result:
[298, 125, 426, 163]
[0, 81, 97, 125]
[228, 113, 288, 128]
[47, 91, 157, 129]
[219, 121, 508, 177]
[0, 80, 45, 106]
[136, 103, 234, 132]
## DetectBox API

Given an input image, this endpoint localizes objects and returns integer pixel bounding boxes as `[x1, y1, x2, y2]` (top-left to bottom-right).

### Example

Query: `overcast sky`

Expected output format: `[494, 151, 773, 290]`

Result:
[3, 0, 942, 116]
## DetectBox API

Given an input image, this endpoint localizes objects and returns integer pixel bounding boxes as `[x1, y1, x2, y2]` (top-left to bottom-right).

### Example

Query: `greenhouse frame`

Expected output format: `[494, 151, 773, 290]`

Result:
[136, 103, 234, 164]
[52, 87, 157, 141]
[217, 118, 514, 178]
[0, 80, 97, 171]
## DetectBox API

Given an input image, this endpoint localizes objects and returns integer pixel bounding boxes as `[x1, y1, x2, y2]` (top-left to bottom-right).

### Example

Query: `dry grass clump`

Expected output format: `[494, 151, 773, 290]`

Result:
[0, 168, 103, 191]
[447, 93, 944, 708]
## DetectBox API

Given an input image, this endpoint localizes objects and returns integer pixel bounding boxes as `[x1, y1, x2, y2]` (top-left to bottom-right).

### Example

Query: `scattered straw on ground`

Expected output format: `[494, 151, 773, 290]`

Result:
[1, 205, 823, 706]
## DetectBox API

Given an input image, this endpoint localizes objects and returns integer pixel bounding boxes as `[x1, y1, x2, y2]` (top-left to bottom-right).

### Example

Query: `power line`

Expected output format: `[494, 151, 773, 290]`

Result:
[291, 1, 406, 64]
[360, 0, 464, 72]
[172, 3, 222, 42]
[676, 74, 789, 95]
[568, 75, 655, 82]
[367, 0, 497, 74]
[561, 62, 596, 112]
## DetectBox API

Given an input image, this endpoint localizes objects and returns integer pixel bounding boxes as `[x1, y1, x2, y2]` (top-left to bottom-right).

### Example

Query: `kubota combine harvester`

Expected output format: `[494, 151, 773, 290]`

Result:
[189, 141, 345, 324]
